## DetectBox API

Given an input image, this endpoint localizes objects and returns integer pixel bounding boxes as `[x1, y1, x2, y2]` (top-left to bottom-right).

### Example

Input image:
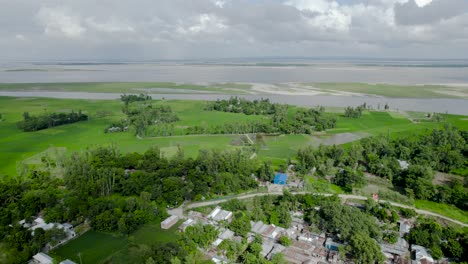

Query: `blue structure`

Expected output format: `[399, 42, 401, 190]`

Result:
[273, 173, 288, 185]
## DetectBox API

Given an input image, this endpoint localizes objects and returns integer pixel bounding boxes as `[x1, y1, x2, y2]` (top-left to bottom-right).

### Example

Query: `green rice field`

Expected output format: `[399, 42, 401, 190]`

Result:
[50, 220, 181, 264]
[0, 96, 466, 177]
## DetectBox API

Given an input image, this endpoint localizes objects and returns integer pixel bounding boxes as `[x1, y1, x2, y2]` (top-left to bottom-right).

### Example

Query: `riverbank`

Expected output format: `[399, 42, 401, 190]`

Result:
[1, 90, 467, 115]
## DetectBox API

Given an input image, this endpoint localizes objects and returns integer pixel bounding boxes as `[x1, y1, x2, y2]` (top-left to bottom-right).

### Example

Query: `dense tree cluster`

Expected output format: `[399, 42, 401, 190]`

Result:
[120, 93, 152, 105]
[1, 145, 268, 263]
[344, 106, 364, 118]
[205, 97, 278, 115]
[310, 199, 382, 241]
[206, 97, 337, 133]
[0, 172, 69, 263]
[17, 111, 88, 132]
[126, 104, 180, 136]
[406, 218, 468, 261]
[297, 126, 468, 210]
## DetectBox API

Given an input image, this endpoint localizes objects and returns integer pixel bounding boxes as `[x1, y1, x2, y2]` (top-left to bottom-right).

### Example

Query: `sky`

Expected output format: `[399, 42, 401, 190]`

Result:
[0, 0, 467, 61]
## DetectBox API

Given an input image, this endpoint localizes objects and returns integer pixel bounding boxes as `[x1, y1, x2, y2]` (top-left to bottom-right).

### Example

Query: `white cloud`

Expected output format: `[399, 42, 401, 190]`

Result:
[415, 0, 433, 7]
[37, 7, 86, 38]
[178, 13, 227, 35]
[286, 0, 351, 32]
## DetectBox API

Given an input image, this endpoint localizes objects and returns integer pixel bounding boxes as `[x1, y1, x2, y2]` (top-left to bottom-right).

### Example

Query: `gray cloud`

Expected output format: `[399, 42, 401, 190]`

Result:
[395, 0, 468, 25]
[0, 0, 467, 60]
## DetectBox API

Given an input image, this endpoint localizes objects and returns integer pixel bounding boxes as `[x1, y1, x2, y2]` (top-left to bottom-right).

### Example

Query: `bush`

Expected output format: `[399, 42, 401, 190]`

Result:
[279, 236, 292, 246]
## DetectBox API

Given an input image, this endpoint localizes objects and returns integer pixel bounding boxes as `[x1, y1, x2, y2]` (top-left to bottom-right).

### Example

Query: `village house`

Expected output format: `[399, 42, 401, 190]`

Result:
[31, 252, 53, 264]
[411, 245, 434, 264]
[251, 221, 285, 240]
[161, 215, 179, 229]
[59, 260, 77, 264]
[179, 218, 196, 231]
[188, 210, 206, 221]
[380, 237, 409, 262]
[325, 238, 344, 251]
[260, 239, 285, 260]
[207, 207, 233, 222]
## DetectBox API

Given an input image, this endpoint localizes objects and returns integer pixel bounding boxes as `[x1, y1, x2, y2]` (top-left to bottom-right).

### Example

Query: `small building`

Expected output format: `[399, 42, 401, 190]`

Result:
[161, 215, 179, 229]
[211, 256, 228, 264]
[218, 229, 235, 240]
[32, 253, 53, 264]
[212, 238, 224, 247]
[59, 260, 77, 264]
[273, 173, 288, 185]
[207, 207, 233, 222]
[179, 219, 196, 231]
[188, 211, 205, 221]
[398, 160, 409, 170]
[282, 247, 310, 264]
[380, 237, 408, 257]
[399, 221, 411, 236]
[325, 238, 344, 251]
[411, 245, 434, 264]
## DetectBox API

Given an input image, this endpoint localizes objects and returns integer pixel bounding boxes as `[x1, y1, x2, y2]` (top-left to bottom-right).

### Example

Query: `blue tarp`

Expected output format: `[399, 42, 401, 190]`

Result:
[273, 173, 287, 185]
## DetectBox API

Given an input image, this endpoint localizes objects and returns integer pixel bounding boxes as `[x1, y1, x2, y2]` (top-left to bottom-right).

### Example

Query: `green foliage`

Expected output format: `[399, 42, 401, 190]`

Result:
[313, 199, 382, 241]
[120, 93, 152, 105]
[344, 106, 364, 118]
[279, 236, 292, 246]
[183, 223, 219, 249]
[399, 208, 417, 218]
[405, 218, 468, 260]
[17, 110, 88, 132]
[333, 167, 366, 192]
[230, 212, 251, 237]
[346, 232, 385, 263]
[206, 97, 336, 133]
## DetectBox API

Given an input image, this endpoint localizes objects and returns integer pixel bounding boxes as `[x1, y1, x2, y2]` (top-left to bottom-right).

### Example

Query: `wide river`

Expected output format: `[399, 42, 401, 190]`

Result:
[0, 63, 467, 115]
[1, 63, 468, 83]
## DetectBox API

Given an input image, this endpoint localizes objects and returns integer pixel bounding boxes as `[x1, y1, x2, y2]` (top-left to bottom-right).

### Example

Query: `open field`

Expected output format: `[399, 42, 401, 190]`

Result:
[50, 231, 128, 264]
[1, 96, 466, 177]
[308, 82, 468, 98]
[51, 220, 181, 264]
[415, 200, 468, 224]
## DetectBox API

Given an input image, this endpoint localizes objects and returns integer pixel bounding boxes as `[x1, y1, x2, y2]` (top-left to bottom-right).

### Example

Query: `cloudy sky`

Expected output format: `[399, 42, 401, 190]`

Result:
[1, 0, 467, 61]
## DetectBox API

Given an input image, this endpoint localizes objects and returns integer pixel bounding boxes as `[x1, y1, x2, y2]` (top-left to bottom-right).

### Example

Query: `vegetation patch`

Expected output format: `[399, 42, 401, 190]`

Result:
[415, 200, 468, 224]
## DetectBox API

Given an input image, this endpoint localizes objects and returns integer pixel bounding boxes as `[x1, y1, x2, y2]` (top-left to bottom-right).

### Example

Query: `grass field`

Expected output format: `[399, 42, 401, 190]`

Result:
[309, 83, 468, 98]
[415, 200, 468, 224]
[1, 96, 466, 177]
[51, 220, 181, 264]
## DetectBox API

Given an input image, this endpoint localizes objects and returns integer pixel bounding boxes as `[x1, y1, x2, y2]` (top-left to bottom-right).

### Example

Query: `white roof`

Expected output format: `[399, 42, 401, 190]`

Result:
[33, 253, 53, 264]
[34, 217, 46, 225]
[398, 160, 409, 169]
[60, 260, 77, 264]
[161, 215, 178, 225]
[208, 207, 233, 221]
[213, 238, 224, 246]
[412, 245, 434, 261]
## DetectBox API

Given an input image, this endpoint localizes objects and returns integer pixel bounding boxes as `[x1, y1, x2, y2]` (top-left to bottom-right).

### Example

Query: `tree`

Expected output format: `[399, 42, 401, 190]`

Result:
[279, 236, 292, 246]
[270, 253, 287, 264]
[347, 232, 385, 264]
[333, 167, 365, 192]
[230, 212, 251, 237]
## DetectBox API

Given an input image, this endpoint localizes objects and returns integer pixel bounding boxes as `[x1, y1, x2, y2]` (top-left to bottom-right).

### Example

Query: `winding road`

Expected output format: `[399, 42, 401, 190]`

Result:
[169, 191, 467, 227]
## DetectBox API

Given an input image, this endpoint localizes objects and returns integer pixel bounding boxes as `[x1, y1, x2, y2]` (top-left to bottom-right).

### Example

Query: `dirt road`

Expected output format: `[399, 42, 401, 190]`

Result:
[168, 192, 467, 227]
